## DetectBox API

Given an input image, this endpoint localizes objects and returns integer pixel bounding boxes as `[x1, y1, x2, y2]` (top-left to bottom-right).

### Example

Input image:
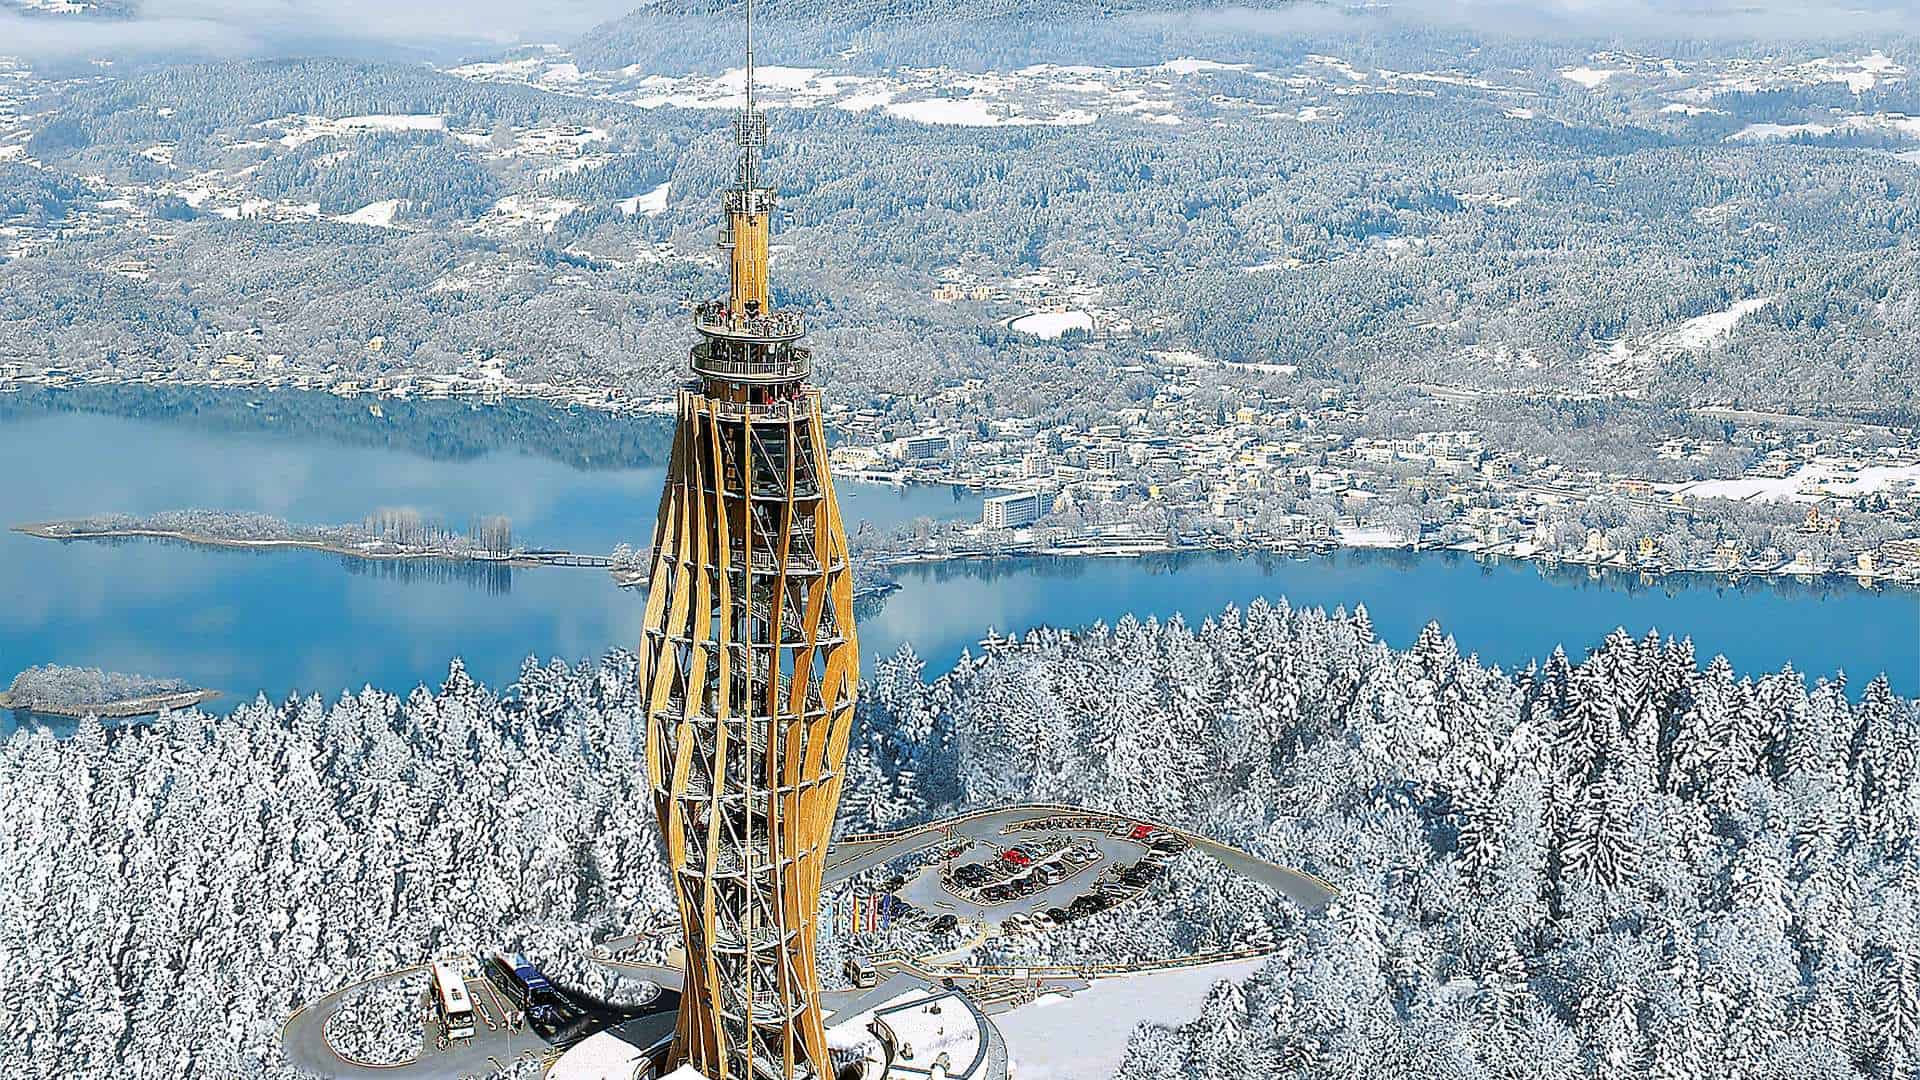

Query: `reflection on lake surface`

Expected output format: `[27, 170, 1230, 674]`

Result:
[0, 389, 1913, 734]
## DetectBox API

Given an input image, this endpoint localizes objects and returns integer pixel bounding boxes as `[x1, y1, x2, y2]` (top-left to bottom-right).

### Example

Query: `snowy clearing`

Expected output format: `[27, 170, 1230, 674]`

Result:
[1731, 114, 1920, 142]
[1660, 297, 1773, 349]
[1679, 461, 1920, 503]
[337, 200, 403, 228]
[447, 57, 545, 80]
[619, 181, 671, 217]
[996, 958, 1265, 1080]
[1010, 310, 1093, 339]
[1159, 57, 1250, 76]
[884, 98, 1096, 127]
[276, 114, 445, 148]
[1307, 55, 1368, 82]
[1561, 66, 1618, 88]
[487, 194, 580, 233]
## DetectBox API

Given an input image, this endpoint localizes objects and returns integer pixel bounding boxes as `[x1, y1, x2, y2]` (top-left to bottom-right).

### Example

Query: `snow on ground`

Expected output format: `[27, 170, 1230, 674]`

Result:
[1159, 57, 1250, 76]
[212, 199, 274, 220]
[836, 89, 897, 112]
[337, 199, 403, 228]
[884, 98, 1096, 127]
[1506, 107, 1537, 120]
[996, 958, 1265, 1080]
[1680, 461, 1920, 503]
[1586, 298, 1771, 391]
[1730, 114, 1920, 142]
[1307, 55, 1368, 81]
[1561, 66, 1618, 89]
[1660, 297, 1773, 349]
[1808, 50, 1906, 93]
[1339, 525, 1411, 548]
[619, 181, 671, 217]
[1010, 310, 1093, 338]
[448, 56, 545, 80]
[275, 114, 444, 148]
[1661, 103, 1725, 116]
[485, 194, 580, 233]
[512, 56, 1353, 129]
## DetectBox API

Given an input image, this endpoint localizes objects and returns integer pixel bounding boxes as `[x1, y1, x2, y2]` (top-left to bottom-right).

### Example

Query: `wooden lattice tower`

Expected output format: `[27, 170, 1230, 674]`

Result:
[637, 6, 860, 1076]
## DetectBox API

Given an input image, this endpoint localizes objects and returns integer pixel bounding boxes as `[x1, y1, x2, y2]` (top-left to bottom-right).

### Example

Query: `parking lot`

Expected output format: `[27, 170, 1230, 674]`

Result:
[891, 818, 1191, 935]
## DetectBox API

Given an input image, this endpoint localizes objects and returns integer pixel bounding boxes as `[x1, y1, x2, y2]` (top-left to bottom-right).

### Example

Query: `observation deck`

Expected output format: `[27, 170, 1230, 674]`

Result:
[690, 301, 811, 384]
[689, 340, 812, 384]
[694, 300, 805, 343]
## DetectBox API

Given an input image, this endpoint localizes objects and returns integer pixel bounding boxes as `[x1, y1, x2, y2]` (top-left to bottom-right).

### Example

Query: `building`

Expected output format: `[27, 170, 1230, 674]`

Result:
[984, 490, 1048, 529]
[634, 47, 860, 1080]
[1880, 538, 1920, 570]
[896, 433, 953, 462]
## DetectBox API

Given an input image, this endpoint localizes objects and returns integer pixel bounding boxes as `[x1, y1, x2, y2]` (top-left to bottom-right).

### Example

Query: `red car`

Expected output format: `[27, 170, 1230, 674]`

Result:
[1001, 848, 1032, 867]
[1128, 824, 1155, 843]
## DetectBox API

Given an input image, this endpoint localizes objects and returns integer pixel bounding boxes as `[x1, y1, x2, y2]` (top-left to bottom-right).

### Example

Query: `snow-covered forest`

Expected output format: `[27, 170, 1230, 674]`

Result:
[843, 605, 1920, 1078]
[0, 656, 676, 1078]
[1, 603, 1914, 1078]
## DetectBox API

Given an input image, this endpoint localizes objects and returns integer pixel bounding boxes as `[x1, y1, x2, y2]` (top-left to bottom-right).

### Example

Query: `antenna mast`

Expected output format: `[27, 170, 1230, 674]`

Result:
[736, 0, 764, 193]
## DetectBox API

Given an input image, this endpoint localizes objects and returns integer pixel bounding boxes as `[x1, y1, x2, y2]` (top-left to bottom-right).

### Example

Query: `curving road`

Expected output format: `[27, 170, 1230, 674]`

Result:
[285, 803, 1333, 1078]
[281, 960, 673, 1080]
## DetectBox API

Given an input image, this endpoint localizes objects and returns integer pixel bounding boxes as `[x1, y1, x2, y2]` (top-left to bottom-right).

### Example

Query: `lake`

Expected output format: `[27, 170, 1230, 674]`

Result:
[0, 389, 1913, 733]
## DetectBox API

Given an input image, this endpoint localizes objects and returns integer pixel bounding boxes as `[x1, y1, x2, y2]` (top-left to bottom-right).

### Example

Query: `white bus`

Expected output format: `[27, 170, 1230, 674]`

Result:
[431, 960, 476, 1041]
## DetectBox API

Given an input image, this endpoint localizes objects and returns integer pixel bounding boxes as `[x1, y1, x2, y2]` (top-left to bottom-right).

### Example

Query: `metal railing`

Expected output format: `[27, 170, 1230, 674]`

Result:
[694, 302, 805, 342]
[692, 347, 812, 384]
[702, 395, 818, 423]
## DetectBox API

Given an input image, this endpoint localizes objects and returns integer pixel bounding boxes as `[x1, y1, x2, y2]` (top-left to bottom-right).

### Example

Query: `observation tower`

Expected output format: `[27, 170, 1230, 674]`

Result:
[636, 4, 861, 1077]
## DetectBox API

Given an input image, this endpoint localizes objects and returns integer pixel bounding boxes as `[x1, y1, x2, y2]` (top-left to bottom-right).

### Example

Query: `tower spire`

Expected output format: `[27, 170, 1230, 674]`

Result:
[692, 0, 806, 385]
[735, 0, 765, 195]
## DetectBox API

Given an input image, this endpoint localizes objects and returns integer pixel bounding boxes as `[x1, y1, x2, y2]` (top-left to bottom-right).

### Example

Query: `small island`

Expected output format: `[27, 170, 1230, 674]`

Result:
[0, 664, 219, 719]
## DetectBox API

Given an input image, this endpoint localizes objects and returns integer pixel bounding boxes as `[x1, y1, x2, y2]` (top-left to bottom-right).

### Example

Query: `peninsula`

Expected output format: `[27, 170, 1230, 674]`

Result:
[15, 510, 627, 571]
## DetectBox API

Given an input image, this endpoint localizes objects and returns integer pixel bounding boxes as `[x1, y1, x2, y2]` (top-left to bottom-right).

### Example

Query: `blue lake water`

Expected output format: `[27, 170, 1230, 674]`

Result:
[0, 392, 1913, 734]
